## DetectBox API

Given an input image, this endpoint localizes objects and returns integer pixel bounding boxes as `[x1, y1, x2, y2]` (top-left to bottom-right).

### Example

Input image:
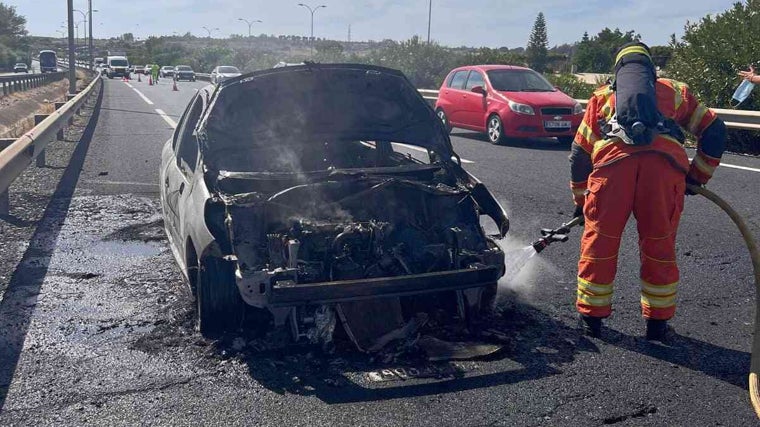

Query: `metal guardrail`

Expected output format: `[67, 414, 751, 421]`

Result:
[0, 72, 66, 97]
[0, 71, 102, 215]
[420, 89, 760, 132]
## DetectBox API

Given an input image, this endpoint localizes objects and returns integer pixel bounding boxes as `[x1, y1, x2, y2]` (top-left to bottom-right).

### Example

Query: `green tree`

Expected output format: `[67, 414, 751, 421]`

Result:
[526, 12, 548, 72]
[0, 3, 28, 68]
[572, 28, 639, 72]
[314, 40, 345, 62]
[667, 0, 760, 153]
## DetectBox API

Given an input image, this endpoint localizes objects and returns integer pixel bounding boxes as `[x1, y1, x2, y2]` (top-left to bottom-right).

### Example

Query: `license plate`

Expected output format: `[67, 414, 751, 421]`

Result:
[545, 120, 571, 129]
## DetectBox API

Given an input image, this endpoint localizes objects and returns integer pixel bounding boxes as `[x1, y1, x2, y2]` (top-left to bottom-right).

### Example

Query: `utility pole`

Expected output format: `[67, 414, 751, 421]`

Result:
[89, 0, 93, 69]
[67, 0, 76, 94]
[427, 0, 432, 43]
[347, 24, 351, 44]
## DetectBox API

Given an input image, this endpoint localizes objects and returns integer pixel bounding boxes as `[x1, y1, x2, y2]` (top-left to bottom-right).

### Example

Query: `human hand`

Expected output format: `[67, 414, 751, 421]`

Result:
[739, 65, 756, 81]
[573, 204, 585, 225]
[685, 176, 701, 196]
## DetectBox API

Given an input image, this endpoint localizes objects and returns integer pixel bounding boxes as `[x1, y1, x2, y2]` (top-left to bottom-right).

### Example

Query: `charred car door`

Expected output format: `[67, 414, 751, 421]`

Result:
[163, 94, 205, 247]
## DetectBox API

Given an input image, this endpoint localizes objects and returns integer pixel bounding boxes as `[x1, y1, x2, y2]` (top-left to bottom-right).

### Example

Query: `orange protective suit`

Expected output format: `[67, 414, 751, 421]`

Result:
[571, 78, 724, 320]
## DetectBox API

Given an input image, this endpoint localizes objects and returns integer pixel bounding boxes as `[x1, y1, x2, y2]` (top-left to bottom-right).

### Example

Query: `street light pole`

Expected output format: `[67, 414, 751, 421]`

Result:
[297, 3, 326, 55]
[238, 18, 262, 38]
[74, 9, 87, 60]
[67, 0, 76, 94]
[88, 0, 94, 69]
[201, 26, 219, 38]
[427, 0, 432, 43]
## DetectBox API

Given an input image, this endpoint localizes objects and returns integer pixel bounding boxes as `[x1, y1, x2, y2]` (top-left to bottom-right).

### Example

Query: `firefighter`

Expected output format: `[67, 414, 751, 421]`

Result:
[569, 42, 727, 340]
[151, 64, 160, 84]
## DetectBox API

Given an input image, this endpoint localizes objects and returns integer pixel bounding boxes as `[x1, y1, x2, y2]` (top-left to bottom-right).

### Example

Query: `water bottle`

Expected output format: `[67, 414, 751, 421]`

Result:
[732, 79, 755, 105]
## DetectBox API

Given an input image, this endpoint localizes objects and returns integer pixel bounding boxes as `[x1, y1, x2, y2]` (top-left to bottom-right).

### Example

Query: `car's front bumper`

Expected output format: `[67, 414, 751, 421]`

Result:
[502, 111, 582, 138]
[238, 265, 502, 308]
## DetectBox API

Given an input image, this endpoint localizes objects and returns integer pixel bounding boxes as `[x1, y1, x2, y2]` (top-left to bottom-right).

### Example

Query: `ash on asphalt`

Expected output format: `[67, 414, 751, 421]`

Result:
[0, 192, 594, 416]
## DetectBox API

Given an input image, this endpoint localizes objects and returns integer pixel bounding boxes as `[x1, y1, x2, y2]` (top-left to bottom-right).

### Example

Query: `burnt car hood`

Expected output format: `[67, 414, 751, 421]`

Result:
[198, 63, 453, 159]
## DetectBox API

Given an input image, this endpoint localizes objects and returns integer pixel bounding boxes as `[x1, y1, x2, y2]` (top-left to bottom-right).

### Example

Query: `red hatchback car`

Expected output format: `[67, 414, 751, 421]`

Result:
[435, 65, 584, 145]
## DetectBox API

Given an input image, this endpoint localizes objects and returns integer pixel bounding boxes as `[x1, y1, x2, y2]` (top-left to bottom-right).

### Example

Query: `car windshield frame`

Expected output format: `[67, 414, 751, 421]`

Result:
[486, 69, 556, 92]
[218, 66, 240, 74]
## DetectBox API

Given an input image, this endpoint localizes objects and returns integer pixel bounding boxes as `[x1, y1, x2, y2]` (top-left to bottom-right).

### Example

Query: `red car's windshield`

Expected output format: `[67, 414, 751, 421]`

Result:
[486, 69, 555, 92]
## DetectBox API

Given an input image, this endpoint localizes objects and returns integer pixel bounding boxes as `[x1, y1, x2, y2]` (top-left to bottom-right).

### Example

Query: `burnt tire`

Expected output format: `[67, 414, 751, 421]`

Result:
[197, 256, 245, 337]
[436, 108, 452, 133]
[487, 114, 507, 145]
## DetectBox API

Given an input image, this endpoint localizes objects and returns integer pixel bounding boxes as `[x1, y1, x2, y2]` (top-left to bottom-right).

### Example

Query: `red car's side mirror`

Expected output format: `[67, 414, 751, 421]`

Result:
[471, 85, 487, 96]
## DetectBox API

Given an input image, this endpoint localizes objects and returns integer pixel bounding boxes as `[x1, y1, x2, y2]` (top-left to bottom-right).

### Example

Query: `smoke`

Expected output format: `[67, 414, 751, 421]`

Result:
[489, 205, 564, 303]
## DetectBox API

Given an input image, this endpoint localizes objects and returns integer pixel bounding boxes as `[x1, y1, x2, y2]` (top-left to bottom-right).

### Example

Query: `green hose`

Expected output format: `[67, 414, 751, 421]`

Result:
[687, 184, 760, 418]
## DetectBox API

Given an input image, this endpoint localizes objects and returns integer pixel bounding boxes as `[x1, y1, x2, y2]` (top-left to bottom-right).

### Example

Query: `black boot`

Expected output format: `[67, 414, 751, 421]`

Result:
[646, 319, 674, 342]
[578, 315, 602, 338]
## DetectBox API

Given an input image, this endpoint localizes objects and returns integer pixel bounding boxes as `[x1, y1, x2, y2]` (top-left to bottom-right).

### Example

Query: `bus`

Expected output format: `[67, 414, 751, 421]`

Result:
[39, 50, 57, 73]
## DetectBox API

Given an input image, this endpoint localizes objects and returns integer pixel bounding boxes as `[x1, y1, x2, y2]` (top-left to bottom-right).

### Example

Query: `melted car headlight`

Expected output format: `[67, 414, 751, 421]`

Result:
[573, 102, 584, 115]
[508, 100, 535, 115]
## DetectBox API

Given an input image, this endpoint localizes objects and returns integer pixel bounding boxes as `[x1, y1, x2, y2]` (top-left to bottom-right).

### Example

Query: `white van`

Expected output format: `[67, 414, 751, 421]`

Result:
[105, 56, 130, 79]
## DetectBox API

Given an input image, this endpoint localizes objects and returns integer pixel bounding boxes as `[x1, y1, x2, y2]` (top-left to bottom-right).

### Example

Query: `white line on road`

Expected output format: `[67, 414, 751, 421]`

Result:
[84, 180, 159, 187]
[154, 109, 177, 129]
[132, 88, 154, 105]
[124, 82, 134, 88]
[688, 157, 760, 173]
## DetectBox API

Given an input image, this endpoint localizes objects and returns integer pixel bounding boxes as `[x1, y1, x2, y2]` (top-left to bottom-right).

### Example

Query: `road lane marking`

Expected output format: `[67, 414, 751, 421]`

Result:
[132, 88, 154, 105]
[154, 109, 177, 129]
[124, 82, 134, 88]
[688, 157, 760, 173]
[393, 142, 475, 164]
[84, 180, 159, 187]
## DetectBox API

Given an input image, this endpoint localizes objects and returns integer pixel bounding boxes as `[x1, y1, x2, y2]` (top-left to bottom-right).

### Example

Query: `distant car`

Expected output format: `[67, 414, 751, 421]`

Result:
[434, 65, 584, 145]
[159, 66, 175, 78]
[134, 65, 146, 75]
[13, 63, 28, 73]
[159, 64, 508, 338]
[173, 65, 196, 81]
[210, 65, 241, 84]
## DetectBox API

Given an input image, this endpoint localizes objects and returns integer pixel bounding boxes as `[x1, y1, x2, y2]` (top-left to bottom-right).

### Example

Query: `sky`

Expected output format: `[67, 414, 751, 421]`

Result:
[7, 0, 739, 48]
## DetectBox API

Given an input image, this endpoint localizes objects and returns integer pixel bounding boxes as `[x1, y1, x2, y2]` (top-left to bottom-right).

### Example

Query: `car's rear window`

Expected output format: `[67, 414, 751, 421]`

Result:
[218, 66, 239, 73]
[177, 66, 192, 71]
[447, 70, 468, 89]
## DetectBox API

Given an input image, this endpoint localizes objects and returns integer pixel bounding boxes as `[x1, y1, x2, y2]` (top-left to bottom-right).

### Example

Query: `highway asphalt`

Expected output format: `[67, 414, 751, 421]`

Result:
[0, 75, 759, 425]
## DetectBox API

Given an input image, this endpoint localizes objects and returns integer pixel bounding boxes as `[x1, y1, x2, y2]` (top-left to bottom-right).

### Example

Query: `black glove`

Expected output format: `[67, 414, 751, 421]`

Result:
[573, 204, 585, 226]
[685, 176, 701, 196]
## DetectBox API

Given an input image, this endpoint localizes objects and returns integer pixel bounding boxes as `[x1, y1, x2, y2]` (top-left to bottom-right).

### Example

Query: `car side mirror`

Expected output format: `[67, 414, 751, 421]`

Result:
[471, 86, 487, 96]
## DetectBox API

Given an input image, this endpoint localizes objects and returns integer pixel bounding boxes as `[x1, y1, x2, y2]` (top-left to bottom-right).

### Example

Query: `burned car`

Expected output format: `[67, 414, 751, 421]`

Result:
[159, 64, 509, 343]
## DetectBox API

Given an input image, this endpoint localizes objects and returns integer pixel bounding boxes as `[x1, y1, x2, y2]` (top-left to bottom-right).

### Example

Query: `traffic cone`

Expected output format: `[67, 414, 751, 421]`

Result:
[137, 73, 141, 82]
[149, 75, 153, 85]
[172, 79, 178, 91]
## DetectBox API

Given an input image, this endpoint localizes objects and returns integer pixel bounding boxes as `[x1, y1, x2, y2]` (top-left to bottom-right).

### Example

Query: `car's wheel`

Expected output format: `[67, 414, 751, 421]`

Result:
[557, 136, 574, 146]
[197, 256, 245, 337]
[487, 114, 506, 145]
[436, 108, 452, 133]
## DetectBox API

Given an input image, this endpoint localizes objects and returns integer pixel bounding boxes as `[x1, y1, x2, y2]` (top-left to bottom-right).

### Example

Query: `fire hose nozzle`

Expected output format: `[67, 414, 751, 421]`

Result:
[531, 216, 583, 253]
